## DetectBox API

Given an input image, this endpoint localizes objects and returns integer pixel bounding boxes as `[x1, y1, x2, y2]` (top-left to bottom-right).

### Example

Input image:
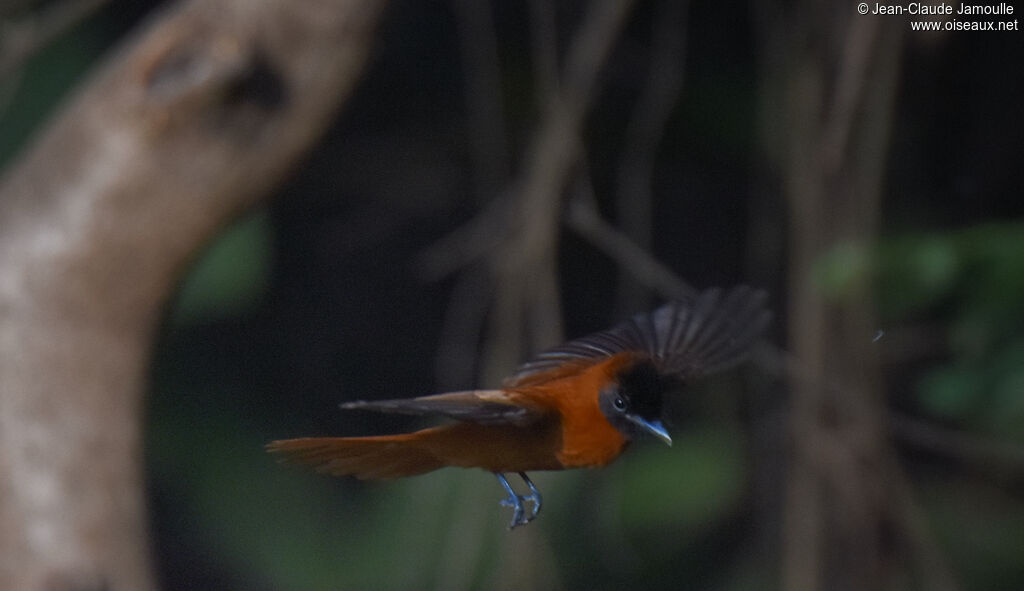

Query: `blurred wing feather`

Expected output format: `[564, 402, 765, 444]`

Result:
[508, 286, 770, 385]
[341, 389, 543, 426]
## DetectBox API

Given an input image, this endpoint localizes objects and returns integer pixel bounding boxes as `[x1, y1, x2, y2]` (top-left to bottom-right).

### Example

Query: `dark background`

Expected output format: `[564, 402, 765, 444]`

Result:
[2, 0, 1022, 589]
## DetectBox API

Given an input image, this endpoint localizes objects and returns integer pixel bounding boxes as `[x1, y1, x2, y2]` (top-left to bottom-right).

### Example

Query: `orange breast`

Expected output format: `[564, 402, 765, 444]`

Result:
[513, 354, 635, 469]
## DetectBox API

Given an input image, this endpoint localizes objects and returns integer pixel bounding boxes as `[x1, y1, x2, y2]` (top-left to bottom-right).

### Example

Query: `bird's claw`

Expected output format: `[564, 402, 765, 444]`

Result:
[500, 494, 540, 529]
[496, 472, 542, 529]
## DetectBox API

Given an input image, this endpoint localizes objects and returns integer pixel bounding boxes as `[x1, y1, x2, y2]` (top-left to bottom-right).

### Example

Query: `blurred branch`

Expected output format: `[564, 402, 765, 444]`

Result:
[0, 0, 110, 80]
[820, 13, 880, 175]
[452, 0, 509, 201]
[756, 340, 1024, 485]
[526, 0, 558, 102]
[482, 0, 639, 369]
[614, 0, 689, 313]
[566, 194, 694, 300]
[418, 0, 637, 279]
[767, 4, 954, 589]
[892, 415, 1024, 477]
[0, 0, 386, 589]
[433, 0, 511, 397]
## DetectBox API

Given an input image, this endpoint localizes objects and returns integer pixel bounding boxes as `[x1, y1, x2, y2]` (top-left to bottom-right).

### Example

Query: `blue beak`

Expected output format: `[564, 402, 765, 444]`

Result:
[628, 416, 672, 446]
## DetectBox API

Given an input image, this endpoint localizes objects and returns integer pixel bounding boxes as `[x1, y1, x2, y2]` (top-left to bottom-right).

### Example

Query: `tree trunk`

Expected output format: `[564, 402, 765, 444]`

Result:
[0, 0, 386, 588]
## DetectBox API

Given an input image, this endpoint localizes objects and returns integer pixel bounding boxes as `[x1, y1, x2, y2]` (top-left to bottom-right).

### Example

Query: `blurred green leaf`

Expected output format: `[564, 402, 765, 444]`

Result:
[984, 339, 1024, 443]
[875, 234, 960, 316]
[171, 210, 272, 323]
[619, 425, 746, 530]
[916, 365, 985, 419]
[956, 223, 1024, 317]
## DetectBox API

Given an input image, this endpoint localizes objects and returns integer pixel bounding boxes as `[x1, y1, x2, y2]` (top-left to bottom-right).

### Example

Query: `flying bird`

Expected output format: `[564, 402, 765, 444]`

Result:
[267, 286, 770, 528]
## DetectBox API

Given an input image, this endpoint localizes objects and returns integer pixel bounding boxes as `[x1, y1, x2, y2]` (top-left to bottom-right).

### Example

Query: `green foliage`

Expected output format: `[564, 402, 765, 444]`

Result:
[916, 365, 986, 419]
[875, 222, 1024, 321]
[876, 233, 961, 315]
[170, 210, 272, 323]
[816, 222, 1024, 444]
[618, 425, 746, 531]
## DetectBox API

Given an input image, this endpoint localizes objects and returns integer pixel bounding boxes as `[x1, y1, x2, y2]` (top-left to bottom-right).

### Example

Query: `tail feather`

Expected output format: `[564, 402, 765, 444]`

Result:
[267, 435, 446, 480]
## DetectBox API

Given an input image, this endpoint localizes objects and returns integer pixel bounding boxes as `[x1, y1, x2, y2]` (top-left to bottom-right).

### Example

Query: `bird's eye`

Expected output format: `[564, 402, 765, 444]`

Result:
[613, 397, 626, 411]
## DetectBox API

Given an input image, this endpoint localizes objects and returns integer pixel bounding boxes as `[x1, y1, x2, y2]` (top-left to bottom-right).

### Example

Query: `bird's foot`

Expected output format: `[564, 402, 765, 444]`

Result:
[499, 495, 529, 529]
[519, 472, 542, 523]
[495, 472, 543, 529]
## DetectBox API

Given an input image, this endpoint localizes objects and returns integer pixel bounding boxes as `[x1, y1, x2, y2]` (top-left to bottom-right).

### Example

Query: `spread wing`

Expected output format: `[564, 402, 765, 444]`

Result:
[508, 286, 770, 386]
[341, 389, 546, 427]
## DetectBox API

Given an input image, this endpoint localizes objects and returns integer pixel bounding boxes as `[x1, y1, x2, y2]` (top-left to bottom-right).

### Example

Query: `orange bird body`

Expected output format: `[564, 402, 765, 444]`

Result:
[268, 286, 770, 527]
